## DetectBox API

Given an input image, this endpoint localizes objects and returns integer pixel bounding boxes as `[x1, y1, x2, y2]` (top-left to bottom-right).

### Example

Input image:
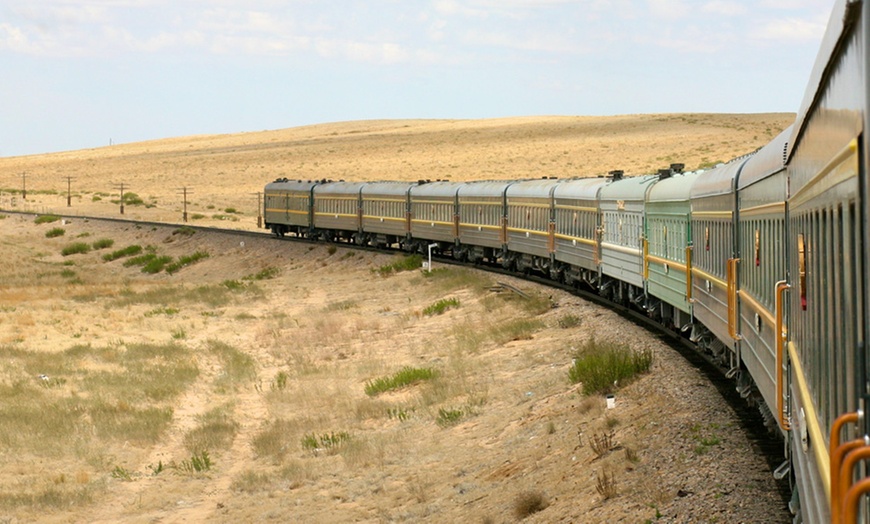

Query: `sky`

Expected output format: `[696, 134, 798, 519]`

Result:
[0, 0, 836, 157]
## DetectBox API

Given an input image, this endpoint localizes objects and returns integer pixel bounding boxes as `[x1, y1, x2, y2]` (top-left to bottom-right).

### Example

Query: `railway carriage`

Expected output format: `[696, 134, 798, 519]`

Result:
[456, 181, 514, 263]
[644, 166, 700, 330]
[782, 1, 868, 521]
[360, 181, 415, 247]
[504, 178, 560, 274]
[263, 178, 319, 237]
[689, 158, 747, 363]
[734, 127, 791, 431]
[408, 181, 461, 250]
[598, 173, 657, 304]
[551, 177, 611, 287]
[312, 181, 367, 242]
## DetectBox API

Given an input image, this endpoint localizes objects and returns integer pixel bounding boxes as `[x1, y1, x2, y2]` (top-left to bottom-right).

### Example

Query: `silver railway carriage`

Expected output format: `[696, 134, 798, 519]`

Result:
[598, 173, 656, 303]
[504, 178, 561, 274]
[408, 181, 461, 249]
[734, 127, 791, 434]
[689, 158, 746, 361]
[456, 181, 513, 263]
[312, 181, 367, 242]
[263, 178, 319, 237]
[784, 1, 868, 522]
[552, 177, 611, 287]
[360, 181, 415, 247]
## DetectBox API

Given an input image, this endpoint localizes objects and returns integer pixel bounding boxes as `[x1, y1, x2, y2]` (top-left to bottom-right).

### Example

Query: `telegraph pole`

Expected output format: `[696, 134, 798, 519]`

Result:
[21, 172, 26, 200]
[177, 187, 193, 222]
[113, 183, 126, 214]
[65, 176, 75, 207]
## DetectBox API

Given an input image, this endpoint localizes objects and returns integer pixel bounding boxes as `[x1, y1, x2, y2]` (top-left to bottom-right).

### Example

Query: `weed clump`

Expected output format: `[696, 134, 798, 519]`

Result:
[375, 254, 423, 276]
[166, 251, 209, 274]
[61, 242, 90, 256]
[103, 245, 142, 262]
[365, 367, 438, 396]
[34, 215, 61, 225]
[422, 297, 460, 316]
[91, 238, 114, 250]
[568, 338, 653, 395]
[45, 227, 65, 238]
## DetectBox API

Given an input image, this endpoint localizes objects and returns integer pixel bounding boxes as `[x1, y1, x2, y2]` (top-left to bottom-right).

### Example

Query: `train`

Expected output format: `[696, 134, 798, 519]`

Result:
[263, 1, 868, 522]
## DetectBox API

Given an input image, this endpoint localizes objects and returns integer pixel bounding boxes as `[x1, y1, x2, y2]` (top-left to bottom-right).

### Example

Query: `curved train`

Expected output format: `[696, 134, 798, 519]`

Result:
[263, 1, 869, 522]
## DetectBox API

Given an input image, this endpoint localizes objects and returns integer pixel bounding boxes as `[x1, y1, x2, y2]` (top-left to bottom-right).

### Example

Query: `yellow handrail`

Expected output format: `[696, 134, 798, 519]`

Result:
[727, 258, 741, 340]
[774, 281, 791, 431]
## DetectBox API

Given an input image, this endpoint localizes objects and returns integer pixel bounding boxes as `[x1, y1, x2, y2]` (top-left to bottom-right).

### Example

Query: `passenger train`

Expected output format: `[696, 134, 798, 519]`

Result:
[264, 1, 869, 522]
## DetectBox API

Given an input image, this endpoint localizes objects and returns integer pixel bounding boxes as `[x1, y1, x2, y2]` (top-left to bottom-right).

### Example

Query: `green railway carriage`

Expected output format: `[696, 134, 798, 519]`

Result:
[552, 177, 611, 286]
[644, 169, 701, 329]
[263, 178, 319, 237]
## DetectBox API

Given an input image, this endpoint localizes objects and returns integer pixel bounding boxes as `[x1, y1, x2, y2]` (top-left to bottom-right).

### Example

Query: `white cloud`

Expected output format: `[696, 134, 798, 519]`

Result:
[752, 16, 826, 42]
[647, 0, 689, 19]
[702, 1, 748, 16]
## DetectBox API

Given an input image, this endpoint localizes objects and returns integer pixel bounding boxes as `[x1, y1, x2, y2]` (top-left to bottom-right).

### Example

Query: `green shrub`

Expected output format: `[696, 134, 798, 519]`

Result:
[103, 245, 143, 262]
[243, 267, 280, 281]
[61, 242, 90, 256]
[436, 407, 464, 427]
[422, 297, 460, 316]
[141, 256, 173, 274]
[568, 338, 654, 395]
[34, 215, 61, 225]
[122, 192, 144, 206]
[91, 238, 114, 250]
[122, 253, 156, 267]
[365, 367, 438, 396]
[45, 227, 65, 238]
[301, 431, 351, 452]
[172, 226, 196, 237]
[375, 254, 423, 276]
[166, 251, 209, 275]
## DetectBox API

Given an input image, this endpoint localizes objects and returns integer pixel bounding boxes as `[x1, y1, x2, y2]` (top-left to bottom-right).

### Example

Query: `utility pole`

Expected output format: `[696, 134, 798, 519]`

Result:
[65, 176, 75, 207]
[113, 182, 126, 214]
[177, 187, 193, 222]
[255, 192, 263, 228]
[21, 172, 26, 200]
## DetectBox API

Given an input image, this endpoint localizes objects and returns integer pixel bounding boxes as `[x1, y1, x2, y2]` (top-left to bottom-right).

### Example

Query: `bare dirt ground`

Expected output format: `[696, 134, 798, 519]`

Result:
[0, 115, 794, 523]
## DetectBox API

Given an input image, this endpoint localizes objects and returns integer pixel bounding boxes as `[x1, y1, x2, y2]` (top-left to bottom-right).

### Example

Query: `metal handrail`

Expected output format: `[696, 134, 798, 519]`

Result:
[774, 281, 791, 431]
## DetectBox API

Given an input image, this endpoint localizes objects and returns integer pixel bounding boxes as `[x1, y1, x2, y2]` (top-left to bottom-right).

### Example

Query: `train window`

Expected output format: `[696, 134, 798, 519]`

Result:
[755, 229, 761, 267]
[663, 226, 668, 258]
[798, 233, 807, 311]
[705, 226, 710, 251]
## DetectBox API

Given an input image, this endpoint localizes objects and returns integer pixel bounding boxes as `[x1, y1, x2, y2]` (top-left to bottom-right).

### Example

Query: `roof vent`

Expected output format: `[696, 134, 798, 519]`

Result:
[670, 163, 684, 173]
[658, 169, 672, 179]
[608, 170, 624, 181]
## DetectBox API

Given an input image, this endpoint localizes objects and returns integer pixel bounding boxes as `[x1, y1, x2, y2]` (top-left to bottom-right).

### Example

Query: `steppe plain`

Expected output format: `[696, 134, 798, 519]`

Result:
[0, 114, 794, 523]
